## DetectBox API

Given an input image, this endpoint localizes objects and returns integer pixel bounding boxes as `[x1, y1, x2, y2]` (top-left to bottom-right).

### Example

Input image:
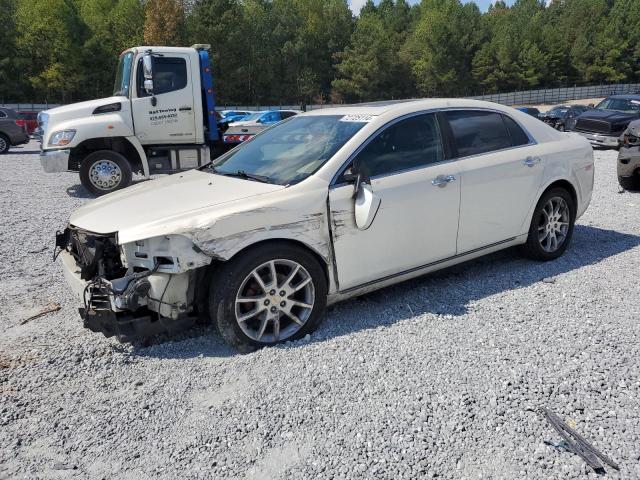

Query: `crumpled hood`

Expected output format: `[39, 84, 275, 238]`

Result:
[44, 96, 128, 124]
[70, 169, 284, 243]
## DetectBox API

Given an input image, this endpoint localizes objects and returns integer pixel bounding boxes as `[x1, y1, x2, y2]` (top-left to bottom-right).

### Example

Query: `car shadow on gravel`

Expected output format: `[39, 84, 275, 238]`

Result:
[66, 179, 152, 199]
[130, 225, 640, 358]
[323, 224, 640, 332]
[8, 149, 41, 155]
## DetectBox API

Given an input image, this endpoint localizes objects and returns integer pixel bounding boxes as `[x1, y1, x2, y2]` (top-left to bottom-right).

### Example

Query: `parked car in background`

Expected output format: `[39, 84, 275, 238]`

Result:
[540, 104, 592, 131]
[516, 107, 541, 118]
[220, 110, 253, 123]
[17, 110, 39, 135]
[571, 95, 640, 147]
[55, 99, 593, 351]
[223, 109, 301, 145]
[618, 119, 640, 190]
[0, 107, 30, 154]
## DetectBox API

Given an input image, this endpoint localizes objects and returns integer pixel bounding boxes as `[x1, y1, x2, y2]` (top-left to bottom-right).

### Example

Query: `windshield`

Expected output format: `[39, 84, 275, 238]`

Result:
[547, 107, 569, 116]
[211, 115, 368, 185]
[113, 52, 134, 97]
[596, 98, 640, 114]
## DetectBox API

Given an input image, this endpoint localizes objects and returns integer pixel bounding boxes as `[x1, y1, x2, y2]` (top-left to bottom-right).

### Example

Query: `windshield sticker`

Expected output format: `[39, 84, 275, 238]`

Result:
[340, 114, 376, 123]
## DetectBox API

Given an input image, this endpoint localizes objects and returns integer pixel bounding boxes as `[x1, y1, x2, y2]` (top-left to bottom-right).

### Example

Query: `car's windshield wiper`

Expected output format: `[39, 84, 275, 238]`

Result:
[208, 166, 272, 184]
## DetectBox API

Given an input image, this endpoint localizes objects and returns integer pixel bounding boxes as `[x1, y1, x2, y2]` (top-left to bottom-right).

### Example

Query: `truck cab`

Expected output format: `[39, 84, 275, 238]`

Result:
[39, 45, 220, 196]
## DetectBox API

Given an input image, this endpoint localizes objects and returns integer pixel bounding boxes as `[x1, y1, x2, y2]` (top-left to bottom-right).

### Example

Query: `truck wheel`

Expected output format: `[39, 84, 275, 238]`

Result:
[0, 134, 10, 154]
[618, 175, 640, 191]
[79, 150, 132, 196]
[209, 242, 328, 353]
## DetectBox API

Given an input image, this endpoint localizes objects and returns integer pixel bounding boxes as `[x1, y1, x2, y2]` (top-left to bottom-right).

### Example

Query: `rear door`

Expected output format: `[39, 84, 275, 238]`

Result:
[444, 110, 544, 253]
[131, 54, 196, 144]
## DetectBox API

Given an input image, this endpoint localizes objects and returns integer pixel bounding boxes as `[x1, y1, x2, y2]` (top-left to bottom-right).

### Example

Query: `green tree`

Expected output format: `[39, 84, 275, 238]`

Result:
[405, 0, 484, 96]
[15, 0, 88, 103]
[0, 0, 19, 102]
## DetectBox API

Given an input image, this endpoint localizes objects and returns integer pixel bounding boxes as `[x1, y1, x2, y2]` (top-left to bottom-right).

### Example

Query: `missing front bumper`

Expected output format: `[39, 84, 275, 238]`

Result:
[79, 307, 195, 342]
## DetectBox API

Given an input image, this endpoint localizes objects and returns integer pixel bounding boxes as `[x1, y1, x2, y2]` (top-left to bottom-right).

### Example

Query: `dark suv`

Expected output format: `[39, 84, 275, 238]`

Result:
[0, 107, 30, 154]
[571, 95, 640, 148]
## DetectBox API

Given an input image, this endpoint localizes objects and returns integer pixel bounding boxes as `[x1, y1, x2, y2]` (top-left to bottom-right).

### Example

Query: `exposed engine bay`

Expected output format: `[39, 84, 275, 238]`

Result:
[55, 226, 211, 341]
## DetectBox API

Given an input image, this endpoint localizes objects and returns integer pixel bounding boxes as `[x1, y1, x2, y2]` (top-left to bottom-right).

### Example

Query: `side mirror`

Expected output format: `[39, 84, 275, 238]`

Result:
[354, 181, 381, 230]
[142, 53, 154, 94]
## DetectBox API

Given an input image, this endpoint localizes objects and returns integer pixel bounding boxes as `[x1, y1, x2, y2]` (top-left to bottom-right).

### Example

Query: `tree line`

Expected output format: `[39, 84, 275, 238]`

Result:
[1, 0, 639, 106]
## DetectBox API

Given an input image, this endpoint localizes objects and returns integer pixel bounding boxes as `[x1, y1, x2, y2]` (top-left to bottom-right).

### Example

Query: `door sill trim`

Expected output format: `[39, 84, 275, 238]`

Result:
[338, 236, 518, 295]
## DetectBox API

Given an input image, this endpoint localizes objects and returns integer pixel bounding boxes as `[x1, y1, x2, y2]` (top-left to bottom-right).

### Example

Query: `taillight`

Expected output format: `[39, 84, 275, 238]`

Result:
[15, 119, 26, 127]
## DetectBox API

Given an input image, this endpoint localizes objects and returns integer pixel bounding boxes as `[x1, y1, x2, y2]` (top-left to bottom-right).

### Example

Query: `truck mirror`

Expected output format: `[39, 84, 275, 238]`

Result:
[142, 53, 154, 94]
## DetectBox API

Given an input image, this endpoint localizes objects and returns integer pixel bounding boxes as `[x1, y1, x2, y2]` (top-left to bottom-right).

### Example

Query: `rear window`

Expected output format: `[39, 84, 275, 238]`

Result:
[446, 111, 512, 157]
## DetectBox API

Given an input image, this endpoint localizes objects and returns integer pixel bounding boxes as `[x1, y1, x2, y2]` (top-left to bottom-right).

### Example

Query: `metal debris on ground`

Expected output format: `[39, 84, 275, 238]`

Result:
[20, 302, 61, 325]
[542, 407, 620, 473]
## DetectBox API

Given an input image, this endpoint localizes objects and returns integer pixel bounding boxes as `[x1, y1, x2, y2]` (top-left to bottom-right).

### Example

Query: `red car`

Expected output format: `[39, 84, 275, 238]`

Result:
[17, 111, 39, 135]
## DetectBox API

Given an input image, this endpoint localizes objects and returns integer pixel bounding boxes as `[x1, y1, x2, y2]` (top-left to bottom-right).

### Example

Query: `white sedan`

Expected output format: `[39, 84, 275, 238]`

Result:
[57, 99, 594, 351]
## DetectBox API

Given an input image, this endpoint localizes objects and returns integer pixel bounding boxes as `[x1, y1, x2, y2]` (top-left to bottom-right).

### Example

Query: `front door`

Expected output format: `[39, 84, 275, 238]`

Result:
[328, 113, 461, 290]
[443, 110, 545, 253]
[131, 53, 196, 145]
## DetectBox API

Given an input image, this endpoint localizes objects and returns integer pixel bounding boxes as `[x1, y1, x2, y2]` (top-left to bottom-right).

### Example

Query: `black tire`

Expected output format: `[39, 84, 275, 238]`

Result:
[521, 187, 576, 261]
[209, 242, 328, 352]
[79, 150, 132, 196]
[0, 134, 10, 154]
[557, 124, 565, 132]
[618, 175, 640, 191]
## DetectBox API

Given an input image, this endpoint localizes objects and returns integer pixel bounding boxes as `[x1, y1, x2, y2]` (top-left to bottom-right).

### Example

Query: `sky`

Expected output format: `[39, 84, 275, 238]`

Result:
[348, 0, 516, 15]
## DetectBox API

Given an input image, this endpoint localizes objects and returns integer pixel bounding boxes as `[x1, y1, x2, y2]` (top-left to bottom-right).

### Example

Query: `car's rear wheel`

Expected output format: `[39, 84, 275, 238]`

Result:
[79, 150, 132, 196]
[522, 187, 575, 261]
[0, 134, 10, 154]
[618, 174, 640, 191]
[209, 243, 327, 352]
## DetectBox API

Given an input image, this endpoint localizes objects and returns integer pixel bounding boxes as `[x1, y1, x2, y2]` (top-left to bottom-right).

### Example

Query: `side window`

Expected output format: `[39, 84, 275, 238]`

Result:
[502, 115, 530, 146]
[445, 110, 512, 157]
[0, 110, 6, 118]
[137, 57, 187, 97]
[280, 111, 297, 119]
[354, 113, 444, 178]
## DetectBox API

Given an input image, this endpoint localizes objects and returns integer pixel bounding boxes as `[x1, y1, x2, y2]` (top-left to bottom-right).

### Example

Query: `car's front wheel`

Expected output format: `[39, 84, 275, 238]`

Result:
[209, 242, 328, 352]
[522, 187, 576, 261]
[618, 174, 640, 191]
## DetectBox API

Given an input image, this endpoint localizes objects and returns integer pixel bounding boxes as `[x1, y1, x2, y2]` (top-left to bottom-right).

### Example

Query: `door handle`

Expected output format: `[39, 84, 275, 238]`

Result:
[431, 174, 456, 187]
[179, 106, 192, 111]
[523, 156, 541, 167]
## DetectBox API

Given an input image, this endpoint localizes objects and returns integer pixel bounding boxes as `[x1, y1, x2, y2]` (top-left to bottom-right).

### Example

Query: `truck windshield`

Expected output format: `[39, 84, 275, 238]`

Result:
[596, 98, 640, 114]
[210, 115, 368, 185]
[113, 52, 134, 97]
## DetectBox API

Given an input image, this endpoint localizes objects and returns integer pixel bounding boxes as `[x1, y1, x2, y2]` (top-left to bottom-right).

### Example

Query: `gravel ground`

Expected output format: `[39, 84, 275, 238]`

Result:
[1, 141, 639, 479]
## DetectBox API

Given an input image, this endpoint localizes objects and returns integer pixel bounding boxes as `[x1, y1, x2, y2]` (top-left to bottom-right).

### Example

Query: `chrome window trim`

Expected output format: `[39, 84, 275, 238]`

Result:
[330, 108, 442, 187]
[329, 107, 538, 187]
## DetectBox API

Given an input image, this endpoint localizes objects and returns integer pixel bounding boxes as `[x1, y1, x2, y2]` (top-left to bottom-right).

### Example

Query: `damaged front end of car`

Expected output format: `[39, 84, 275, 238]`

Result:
[55, 226, 212, 342]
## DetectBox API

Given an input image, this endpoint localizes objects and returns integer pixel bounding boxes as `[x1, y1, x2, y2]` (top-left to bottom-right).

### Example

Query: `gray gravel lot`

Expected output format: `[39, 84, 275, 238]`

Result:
[1, 141, 639, 479]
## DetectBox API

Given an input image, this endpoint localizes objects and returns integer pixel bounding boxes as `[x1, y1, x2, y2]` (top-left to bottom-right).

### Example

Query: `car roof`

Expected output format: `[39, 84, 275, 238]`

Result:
[607, 94, 640, 100]
[301, 98, 519, 117]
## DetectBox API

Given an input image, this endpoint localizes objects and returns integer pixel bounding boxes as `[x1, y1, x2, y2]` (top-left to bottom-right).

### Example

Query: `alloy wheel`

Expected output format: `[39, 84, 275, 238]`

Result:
[235, 259, 315, 343]
[89, 159, 122, 191]
[538, 196, 570, 252]
[0, 137, 7, 153]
